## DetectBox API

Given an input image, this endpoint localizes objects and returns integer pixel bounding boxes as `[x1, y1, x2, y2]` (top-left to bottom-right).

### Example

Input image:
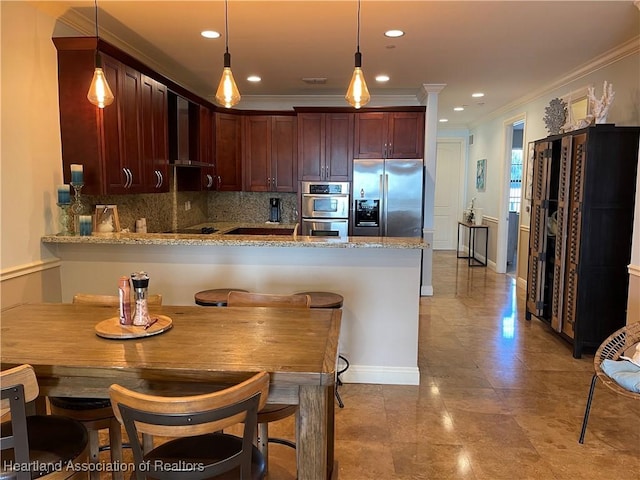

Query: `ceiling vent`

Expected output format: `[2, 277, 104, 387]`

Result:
[302, 77, 328, 85]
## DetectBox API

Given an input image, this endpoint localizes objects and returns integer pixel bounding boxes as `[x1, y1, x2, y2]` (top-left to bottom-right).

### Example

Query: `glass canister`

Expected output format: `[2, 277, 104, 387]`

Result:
[131, 271, 151, 326]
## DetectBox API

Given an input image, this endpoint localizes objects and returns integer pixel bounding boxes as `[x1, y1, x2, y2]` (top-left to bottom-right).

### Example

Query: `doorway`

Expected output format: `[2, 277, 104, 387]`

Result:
[434, 139, 465, 250]
[505, 120, 525, 275]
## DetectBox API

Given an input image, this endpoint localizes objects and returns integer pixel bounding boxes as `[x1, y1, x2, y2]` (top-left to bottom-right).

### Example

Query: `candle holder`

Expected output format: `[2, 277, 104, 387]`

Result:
[56, 203, 73, 235]
[70, 182, 85, 235]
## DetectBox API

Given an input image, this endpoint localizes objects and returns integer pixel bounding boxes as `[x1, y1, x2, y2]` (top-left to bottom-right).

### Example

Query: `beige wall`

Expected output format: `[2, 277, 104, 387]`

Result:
[1, 265, 62, 309]
[1, 2, 64, 307]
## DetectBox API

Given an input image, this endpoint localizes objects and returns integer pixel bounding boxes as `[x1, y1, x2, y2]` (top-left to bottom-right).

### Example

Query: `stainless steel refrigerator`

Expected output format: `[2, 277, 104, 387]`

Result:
[351, 158, 424, 237]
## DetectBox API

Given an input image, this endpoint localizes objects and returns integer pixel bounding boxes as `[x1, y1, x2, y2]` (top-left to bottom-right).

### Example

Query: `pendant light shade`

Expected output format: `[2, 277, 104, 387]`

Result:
[345, 0, 370, 108]
[87, 0, 114, 108]
[215, 0, 241, 108]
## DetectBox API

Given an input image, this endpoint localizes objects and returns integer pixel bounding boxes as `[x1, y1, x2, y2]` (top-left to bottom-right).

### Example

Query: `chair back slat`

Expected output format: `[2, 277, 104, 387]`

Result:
[73, 293, 163, 306]
[227, 291, 310, 308]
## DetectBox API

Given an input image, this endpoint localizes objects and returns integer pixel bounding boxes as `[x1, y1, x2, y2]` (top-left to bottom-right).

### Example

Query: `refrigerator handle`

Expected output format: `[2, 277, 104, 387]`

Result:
[383, 173, 389, 236]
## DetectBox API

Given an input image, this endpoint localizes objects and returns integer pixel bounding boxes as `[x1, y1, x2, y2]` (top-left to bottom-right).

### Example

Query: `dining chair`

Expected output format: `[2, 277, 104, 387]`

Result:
[226, 291, 310, 474]
[1, 364, 89, 480]
[109, 371, 270, 480]
[579, 321, 640, 443]
[48, 292, 163, 479]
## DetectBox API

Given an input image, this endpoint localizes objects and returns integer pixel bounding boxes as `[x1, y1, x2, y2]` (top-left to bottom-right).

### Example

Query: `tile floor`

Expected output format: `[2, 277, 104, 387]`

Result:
[100, 251, 640, 479]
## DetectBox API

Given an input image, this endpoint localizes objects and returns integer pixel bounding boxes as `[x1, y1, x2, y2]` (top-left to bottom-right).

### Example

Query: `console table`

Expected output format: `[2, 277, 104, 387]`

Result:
[457, 222, 488, 267]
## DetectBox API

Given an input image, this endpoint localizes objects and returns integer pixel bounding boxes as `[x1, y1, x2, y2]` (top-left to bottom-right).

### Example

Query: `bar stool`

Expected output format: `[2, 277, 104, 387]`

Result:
[195, 288, 249, 306]
[299, 291, 344, 309]
[298, 291, 348, 408]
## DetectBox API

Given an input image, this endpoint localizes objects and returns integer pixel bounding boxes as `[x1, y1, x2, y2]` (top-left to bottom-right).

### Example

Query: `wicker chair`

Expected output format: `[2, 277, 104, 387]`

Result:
[579, 321, 640, 443]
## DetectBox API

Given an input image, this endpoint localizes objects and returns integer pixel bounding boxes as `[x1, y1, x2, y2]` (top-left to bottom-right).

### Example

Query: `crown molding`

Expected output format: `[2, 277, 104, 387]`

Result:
[236, 94, 421, 110]
[469, 35, 639, 129]
[54, 8, 207, 96]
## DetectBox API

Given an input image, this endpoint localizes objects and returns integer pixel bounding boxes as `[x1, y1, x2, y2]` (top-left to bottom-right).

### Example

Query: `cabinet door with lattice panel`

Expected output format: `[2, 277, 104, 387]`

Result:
[561, 133, 587, 340]
[526, 141, 553, 317]
[550, 135, 573, 332]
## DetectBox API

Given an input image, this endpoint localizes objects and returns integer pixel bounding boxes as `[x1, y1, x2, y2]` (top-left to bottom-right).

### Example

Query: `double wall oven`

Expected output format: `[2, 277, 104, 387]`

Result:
[301, 182, 350, 237]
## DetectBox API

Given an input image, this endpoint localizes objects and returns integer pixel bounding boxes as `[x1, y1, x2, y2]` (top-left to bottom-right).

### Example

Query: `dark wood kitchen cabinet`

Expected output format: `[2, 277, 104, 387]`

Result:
[354, 111, 425, 159]
[214, 112, 243, 191]
[54, 38, 169, 195]
[140, 74, 169, 192]
[297, 112, 353, 181]
[244, 115, 297, 192]
[199, 106, 216, 190]
[526, 124, 640, 358]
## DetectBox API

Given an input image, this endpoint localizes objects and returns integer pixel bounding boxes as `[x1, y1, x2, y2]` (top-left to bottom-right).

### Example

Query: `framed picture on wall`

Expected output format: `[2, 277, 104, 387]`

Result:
[525, 141, 535, 200]
[476, 159, 486, 191]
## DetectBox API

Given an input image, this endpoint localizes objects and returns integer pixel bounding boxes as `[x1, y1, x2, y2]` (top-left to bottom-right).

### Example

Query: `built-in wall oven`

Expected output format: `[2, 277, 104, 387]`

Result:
[301, 182, 350, 237]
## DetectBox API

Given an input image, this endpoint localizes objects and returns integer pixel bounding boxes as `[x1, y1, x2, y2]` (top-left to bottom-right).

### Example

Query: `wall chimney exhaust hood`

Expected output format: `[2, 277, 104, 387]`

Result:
[168, 93, 209, 167]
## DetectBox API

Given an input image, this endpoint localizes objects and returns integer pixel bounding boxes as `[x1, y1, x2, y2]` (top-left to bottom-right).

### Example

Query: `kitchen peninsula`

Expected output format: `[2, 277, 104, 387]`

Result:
[42, 228, 428, 386]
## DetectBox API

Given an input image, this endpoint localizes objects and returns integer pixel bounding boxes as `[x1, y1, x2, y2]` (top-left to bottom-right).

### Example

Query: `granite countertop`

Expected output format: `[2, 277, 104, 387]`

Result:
[41, 222, 429, 250]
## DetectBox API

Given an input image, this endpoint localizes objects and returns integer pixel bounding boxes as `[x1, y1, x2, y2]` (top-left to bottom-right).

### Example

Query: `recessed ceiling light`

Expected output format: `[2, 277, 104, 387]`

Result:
[439, 118, 449, 123]
[201, 30, 221, 39]
[376, 75, 390, 82]
[454, 107, 464, 111]
[384, 29, 405, 38]
[247, 75, 261, 82]
[471, 92, 485, 98]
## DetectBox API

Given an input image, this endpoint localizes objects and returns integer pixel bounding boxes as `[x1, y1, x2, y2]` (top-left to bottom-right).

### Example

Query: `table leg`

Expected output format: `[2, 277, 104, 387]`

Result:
[298, 385, 329, 480]
[468, 227, 473, 266]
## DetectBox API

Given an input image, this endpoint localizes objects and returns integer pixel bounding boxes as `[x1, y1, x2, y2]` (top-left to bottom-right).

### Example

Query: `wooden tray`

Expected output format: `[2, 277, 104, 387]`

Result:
[95, 315, 173, 339]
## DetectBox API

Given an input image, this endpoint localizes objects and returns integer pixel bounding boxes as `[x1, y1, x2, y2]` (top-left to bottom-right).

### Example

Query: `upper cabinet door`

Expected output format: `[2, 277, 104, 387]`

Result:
[324, 113, 353, 181]
[215, 112, 243, 191]
[354, 112, 387, 158]
[355, 111, 425, 159]
[271, 116, 297, 192]
[141, 75, 169, 192]
[103, 58, 145, 194]
[244, 115, 297, 192]
[387, 112, 424, 158]
[244, 116, 272, 192]
[297, 113, 325, 181]
[297, 112, 352, 181]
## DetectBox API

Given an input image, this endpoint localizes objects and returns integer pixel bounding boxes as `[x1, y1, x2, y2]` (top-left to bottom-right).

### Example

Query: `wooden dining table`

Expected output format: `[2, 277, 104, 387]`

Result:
[1, 303, 341, 480]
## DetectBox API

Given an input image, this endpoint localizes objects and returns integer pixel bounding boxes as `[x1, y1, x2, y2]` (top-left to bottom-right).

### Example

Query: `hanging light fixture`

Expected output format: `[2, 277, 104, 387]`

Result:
[215, 0, 241, 108]
[87, 0, 114, 108]
[345, 0, 370, 109]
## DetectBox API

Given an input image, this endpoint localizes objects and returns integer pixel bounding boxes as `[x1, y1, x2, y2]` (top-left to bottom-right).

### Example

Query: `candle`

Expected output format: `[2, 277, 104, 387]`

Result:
[79, 215, 93, 236]
[70, 164, 83, 184]
[57, 185, 71, 204]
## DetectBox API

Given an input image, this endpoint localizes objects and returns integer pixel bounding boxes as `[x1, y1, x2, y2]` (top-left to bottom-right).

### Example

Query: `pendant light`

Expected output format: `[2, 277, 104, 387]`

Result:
[87, 0, 114, 108]
[345, 0, 370, 109]
[215, 0, 241, 108]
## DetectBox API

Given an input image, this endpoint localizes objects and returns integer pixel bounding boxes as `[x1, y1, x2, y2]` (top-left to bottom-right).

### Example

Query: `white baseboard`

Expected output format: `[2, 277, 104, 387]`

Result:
[340, 364, 420, 385]
[421, 285, 433, 296]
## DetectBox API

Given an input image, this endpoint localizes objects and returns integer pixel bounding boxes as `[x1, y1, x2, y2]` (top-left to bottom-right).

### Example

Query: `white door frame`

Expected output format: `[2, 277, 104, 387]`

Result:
[497, 114, 526, 274]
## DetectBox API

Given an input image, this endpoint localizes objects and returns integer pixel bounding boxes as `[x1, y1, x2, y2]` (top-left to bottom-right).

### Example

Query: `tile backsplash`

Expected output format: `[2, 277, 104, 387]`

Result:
[83, 189, 298, 233]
